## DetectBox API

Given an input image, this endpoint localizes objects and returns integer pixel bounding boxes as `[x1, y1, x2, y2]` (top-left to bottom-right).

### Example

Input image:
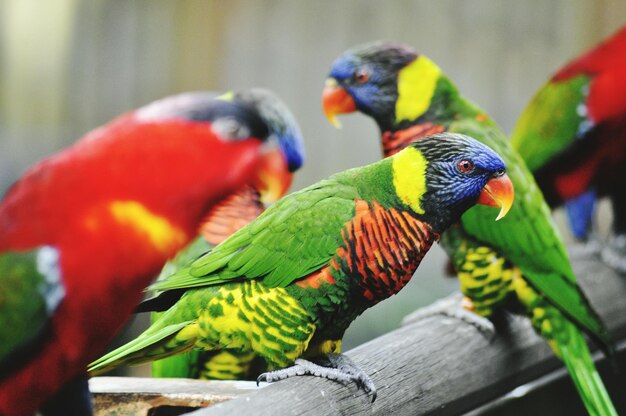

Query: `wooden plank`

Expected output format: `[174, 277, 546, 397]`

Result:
[90, 377, 262, 415]
[465, 340, 626, 415]
[180, 253, 626, 415]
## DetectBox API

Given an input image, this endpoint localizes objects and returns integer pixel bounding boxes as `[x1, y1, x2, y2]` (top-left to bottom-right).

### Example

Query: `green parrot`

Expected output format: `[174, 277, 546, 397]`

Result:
[89, 133, 513, 401]
[509, 25, 626, 272]
[144, 88, 306, 381]
[322, 41, 616, 415]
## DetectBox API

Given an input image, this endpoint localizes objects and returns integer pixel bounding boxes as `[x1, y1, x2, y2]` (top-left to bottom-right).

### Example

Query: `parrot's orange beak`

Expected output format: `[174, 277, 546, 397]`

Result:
[478, 173, 514, 221]
[322, 78, 356, 129]
[255, 147, 293, 206]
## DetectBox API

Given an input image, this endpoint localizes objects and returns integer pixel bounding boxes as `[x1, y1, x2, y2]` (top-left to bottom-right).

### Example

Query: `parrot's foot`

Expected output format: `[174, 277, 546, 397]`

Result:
[402, 293, 495, 340]
[568, 237, 602, 259]
[257, 353, 376, 402]
[601, 234, 626, 275]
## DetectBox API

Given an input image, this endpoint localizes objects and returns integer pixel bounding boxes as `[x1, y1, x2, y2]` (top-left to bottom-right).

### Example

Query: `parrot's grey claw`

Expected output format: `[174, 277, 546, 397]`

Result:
[256, 354, 376, 402]
[601, 234, 626, 275]
[403, 293, 495, 339]
[322, 353, 377, 402]
[257, 360, 313, 384]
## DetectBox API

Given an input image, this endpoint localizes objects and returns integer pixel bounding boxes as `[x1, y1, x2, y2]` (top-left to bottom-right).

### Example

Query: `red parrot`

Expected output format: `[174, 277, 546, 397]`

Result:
[510, 25, 626, 270]
[0, 92, 291, 415]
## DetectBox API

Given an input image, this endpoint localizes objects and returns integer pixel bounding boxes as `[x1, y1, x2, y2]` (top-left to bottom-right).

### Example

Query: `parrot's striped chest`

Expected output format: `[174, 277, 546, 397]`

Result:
[198, 186, 264, 246]
[382, 123, 446, 156]
[336, 200, 436, 304]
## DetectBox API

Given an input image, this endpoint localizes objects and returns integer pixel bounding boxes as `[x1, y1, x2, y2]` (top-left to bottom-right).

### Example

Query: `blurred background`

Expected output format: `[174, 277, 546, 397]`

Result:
[1, 0, 625, 375]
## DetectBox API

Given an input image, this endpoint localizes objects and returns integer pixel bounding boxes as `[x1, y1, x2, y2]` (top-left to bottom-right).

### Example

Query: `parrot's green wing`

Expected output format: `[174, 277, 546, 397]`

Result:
[510, 75, 589, 171]
[157, 236, 213, 283]
[150, 179, 361, 291]
[0, 247, 64, 367]
[450, 117, 610, 346]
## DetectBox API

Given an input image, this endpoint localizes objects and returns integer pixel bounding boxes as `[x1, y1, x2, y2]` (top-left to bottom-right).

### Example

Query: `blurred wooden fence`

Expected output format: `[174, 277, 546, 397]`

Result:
[2, 0, 626, 192]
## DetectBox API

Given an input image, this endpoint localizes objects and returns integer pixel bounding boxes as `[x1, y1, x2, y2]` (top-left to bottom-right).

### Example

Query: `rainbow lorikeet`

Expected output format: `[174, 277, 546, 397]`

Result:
[144, 88, 306, 381]
[510, 25, 626, 272]
[89, 133, 513, 402]
[0, 92, 293, 416]
[322, 41, 617, 415]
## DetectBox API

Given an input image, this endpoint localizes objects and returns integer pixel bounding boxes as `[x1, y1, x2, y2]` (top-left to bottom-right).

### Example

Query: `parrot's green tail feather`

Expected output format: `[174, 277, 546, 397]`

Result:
[557, 322, 617, 416]
[88, 320, 195, 376]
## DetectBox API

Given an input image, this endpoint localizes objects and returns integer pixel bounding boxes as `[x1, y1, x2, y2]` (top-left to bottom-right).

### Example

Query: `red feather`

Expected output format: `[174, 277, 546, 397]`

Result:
[553, 25, 626, 124]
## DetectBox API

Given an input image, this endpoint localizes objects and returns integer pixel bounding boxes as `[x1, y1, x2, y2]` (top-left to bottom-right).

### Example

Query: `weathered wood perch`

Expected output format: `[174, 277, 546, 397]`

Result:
[91, 252, 626, 415]
[90, 377, 262, 415]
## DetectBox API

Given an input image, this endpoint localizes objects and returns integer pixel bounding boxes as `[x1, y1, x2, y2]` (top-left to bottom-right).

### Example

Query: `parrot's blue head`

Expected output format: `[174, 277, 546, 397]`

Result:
[227, 88, 306, 204]
[398, 133, 514, 233]
[323, 41, 419, 131]
[232, 88, 305, 173]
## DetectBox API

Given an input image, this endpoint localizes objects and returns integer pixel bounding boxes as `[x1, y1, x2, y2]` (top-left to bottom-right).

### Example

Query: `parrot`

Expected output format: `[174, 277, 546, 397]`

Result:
[144, 88, 306, 381]
[0, 91, 294, 416]
[88, 133, 514, 402]
[510, 25, 626, 272]
[322, 41, 617, 415]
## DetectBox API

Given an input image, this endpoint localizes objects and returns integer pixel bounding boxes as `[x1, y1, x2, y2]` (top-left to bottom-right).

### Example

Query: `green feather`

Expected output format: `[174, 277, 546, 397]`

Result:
[510, 75, 590, 171]
[0, 247, 63, 366]
[89, 320, 194, 376]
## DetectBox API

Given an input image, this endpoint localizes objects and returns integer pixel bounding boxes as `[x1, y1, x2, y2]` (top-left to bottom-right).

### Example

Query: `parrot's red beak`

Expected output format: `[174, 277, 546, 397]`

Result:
[255, 147, 293, 205]
[478, 173, 514, 221]
[322, 78, 356, 129]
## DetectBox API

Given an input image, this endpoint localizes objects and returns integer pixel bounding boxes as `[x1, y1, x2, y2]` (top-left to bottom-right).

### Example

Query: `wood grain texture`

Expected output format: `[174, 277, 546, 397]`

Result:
[182, 253, 626, 415]
[90, 377, 261, 415]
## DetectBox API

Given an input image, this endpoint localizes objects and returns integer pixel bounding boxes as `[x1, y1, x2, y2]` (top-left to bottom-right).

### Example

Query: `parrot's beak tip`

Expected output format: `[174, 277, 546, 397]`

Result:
[495, 206, 509, 221]
[326, 114, 343, 129]
[478, 173, 514, 221]
[321, 78, 355, 130]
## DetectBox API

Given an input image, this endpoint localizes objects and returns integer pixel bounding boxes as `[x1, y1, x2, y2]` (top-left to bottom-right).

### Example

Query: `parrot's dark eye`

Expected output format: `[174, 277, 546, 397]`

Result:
[457, 159, 474, 173]
[212, 117, 251, 140]
[354, 68, 370, 84]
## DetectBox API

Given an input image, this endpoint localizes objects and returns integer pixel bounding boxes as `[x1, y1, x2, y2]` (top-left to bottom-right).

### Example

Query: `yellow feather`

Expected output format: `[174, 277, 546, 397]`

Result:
[175, 323, 200, 342]
[392, 147, 428, 214]
[304, 340, 342, 358]
[395, 55, 441, 123]
[217, 91, 235, 101]
[108, 200, 186, 253]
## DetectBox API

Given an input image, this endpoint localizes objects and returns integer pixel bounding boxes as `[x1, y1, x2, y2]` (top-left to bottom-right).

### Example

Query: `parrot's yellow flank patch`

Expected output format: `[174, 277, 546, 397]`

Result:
[196, 281, 316, 368]
[109, 200, 187, 253]
[456, 245, 518, 317]
[395, 55, 442, 124]
[201, 350, 257, 380]
[392, 147, 427, 214]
